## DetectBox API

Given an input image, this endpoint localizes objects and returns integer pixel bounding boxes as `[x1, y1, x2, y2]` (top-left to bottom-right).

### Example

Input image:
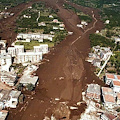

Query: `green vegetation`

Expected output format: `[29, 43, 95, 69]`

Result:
[19, 94, 25, 104]
[0, 0, 31, 10]
[15, 40, 54, 50]
[109, 51, 120, 74]
[11, 63, 26, 75]
[89, 33, 115, 48]
[26, 83, 34, 91]
[15, 2, 67, 48]
[63, 3, 92, 23]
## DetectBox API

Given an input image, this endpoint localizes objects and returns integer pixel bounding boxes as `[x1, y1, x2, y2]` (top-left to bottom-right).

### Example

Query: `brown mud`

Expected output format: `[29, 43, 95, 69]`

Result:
[0, 0, 105, 119]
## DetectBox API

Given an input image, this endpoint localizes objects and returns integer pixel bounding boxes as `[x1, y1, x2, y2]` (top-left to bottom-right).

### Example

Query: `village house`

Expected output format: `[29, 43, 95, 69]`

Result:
[19, 65, 38, 86]
[0, 89, 21, 109]
[102, 87, 116, 109]
[100, 112, 117, 120]
[86, 84, 101, 102]
[0, 54, 12, 72]
[0, 89, 10, 109]
[0, 110, 8, 120]
[105, 73, 120, 85]
[0, 71, 17, 87]
[111, 80, 120, 93]
[100, 50, 112, 61]
[92, 58, 101, 68]
[5, 90, 21, 108]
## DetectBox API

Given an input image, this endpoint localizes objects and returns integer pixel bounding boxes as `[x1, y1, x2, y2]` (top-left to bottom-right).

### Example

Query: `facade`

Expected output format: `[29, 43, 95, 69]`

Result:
[0, 54, 12, 72]
[111, 80, 120, 93]
[8, 47, 16, 57]
[34, 44, 48, 54]
[86, 84, 101, 102]
[17, 33, 54, 42]
[17, 52, 42, 63]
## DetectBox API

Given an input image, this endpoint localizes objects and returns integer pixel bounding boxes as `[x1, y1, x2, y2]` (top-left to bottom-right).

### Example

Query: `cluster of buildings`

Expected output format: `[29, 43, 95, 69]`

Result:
[86, 45, 112, 68]
[77, 20, 88, 29]
[0, 38, 49, 119]
[0, 11, 14, 19]
[16, 33, 54, 42]
[86, 73, 120, 119]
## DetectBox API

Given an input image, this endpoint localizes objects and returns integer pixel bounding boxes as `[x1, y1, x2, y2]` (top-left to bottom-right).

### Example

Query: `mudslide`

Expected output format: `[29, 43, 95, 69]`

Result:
[4, 0, 105, 119]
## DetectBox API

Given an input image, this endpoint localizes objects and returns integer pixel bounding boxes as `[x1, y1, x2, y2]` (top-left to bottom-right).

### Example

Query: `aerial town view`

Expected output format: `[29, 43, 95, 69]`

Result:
[0, 0, 120, 120]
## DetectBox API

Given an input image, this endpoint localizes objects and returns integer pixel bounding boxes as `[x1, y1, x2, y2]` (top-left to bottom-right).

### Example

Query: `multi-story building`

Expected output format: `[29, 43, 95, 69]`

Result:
[0, 54, 12, 72]
[17, 52, 42, 63]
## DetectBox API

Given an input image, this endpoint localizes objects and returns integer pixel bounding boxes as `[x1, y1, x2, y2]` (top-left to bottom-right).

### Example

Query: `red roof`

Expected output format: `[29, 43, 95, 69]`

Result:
[117, 75, 120, 80]
[106, 74, 115, 79]
[104, 113, 116, 120]
[102, 87, 113, 94]
[104, 94, 115, 103]
[113, 81, 120, 86]
[117, 93, 120, 100]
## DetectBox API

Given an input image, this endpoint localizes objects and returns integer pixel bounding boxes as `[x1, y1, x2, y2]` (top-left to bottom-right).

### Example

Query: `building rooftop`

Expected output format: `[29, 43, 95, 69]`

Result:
[116, 75, 120, 80]
[102, 87, 113, 95]
[9, 90, 21, 99]
[106, 73, 115, 79]
[113, 80, 120, 86]
[0, 110, 8, 120]
[117, 93, 120, 100]
[87, 84, 100, 95]
[103, 113, 116, 120]
[103, 94, 115, 103]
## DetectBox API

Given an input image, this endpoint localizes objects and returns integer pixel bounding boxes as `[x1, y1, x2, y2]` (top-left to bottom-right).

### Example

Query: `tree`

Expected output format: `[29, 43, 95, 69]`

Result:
[17, 83, 23, 91]
[26, 83, 34, 91]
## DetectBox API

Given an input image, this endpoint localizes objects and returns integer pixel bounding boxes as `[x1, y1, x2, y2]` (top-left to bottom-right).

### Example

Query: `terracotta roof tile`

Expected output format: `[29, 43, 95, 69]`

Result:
[113, 81, 120, 86]
[104, 94, 115, 103]
[106, 74, 115, 79]
[102, 87, 113, 94]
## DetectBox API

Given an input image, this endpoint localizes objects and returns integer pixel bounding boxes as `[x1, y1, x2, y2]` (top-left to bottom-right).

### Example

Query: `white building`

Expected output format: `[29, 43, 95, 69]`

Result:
[17, 33, 54, 42]
[0, 110, 8, 120]
[34, 44, 48, 54]
[8, 45, 24, 57]
[14, 45, 24, 54]
[5, 90, 21, 108]
[111, 80, 120, 93]
[8, 47, 16, 57]
[0, 54, 12, 72]
[17, 52, 42, 63]
[20, 65, 38, 86]
[0, 40, 6, 48]
[0, 71, 17, 87]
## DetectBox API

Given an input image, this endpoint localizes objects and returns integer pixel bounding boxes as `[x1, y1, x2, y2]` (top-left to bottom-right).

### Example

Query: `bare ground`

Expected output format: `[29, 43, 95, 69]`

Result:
[1, 0, 106, 119]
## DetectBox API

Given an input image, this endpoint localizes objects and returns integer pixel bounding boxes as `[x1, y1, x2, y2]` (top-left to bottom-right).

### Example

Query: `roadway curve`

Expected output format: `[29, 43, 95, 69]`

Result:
[6, 0, 105, 120]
